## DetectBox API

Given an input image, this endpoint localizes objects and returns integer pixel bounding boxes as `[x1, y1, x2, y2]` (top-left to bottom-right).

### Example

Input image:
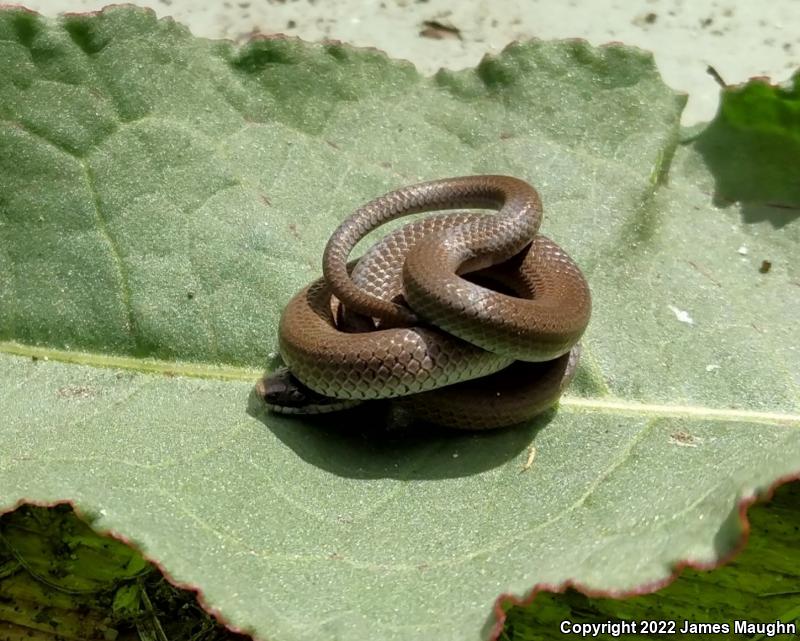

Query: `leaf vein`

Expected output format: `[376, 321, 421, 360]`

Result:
[80, 159, 140, 351]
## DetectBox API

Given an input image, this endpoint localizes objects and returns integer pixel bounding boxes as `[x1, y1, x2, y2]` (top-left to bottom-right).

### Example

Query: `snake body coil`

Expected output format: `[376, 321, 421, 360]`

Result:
[261, 176, 591, 429]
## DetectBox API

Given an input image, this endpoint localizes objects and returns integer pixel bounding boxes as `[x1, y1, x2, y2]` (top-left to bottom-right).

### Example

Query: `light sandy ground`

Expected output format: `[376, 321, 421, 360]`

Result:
[18, 0, 800, 125]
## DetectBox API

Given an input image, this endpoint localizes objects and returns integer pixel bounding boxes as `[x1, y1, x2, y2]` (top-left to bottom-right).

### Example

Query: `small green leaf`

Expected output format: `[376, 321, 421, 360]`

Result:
[112, 582, 141, 618]
[693, 72, 800, 215]
[0, 504, 148, 594]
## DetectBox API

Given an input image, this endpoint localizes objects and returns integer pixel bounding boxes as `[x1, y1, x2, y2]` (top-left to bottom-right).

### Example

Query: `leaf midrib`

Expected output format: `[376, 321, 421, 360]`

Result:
[3, 340, 798, 426]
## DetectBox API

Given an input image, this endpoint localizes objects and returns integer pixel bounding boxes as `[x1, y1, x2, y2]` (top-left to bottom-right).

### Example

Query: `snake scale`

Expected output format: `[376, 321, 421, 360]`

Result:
[259, 175, 591, 429]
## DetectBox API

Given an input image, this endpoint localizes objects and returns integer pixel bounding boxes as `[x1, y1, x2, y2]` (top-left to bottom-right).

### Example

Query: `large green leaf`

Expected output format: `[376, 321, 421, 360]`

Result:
[0, 6, 797, 641]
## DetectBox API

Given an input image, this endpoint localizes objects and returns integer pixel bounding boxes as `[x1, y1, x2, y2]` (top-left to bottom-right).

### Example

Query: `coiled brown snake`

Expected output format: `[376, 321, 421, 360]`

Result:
[259, 175, 591, 429]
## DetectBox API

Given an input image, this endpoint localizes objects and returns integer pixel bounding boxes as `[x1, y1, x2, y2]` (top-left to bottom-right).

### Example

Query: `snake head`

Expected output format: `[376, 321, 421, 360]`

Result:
[257, 367, 361, 415]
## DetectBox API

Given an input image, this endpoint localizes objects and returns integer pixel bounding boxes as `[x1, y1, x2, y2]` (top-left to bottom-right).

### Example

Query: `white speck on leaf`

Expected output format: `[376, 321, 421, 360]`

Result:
[668, 305, 694, 325]
[520, 446, 537, 473]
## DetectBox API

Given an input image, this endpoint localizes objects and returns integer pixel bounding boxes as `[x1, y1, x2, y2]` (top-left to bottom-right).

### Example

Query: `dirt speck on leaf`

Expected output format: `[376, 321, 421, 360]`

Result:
[632, 12, 658, 27]
[420, 20, 461, 40]
[670, 431, 700, 447]
[56, 386, 95, 399]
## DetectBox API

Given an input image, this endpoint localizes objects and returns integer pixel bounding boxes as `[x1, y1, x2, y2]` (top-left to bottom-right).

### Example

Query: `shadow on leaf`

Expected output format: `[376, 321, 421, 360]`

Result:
[246, 385, 554, 480]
